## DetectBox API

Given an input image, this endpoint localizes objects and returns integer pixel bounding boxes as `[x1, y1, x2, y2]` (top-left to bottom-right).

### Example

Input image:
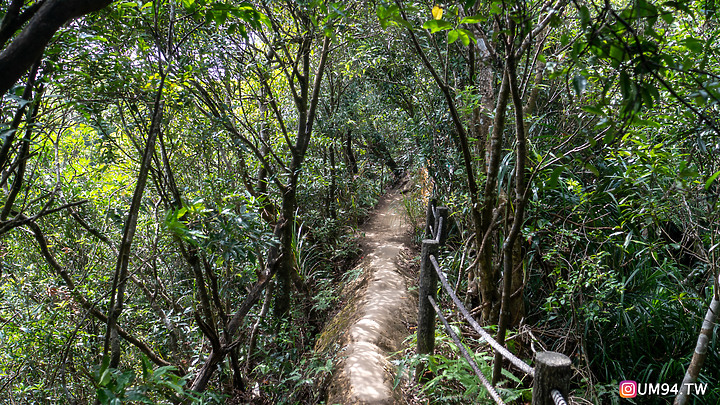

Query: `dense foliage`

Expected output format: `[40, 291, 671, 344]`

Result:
[0, 0, 718, 404]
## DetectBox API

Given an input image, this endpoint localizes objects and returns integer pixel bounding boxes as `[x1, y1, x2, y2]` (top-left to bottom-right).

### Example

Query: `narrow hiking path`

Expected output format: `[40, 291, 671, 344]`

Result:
[319, 186, 417, 405]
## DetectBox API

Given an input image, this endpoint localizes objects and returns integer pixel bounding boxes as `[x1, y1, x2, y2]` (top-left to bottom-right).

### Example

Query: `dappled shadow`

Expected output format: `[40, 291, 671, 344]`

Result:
[325, 191, 415, 405]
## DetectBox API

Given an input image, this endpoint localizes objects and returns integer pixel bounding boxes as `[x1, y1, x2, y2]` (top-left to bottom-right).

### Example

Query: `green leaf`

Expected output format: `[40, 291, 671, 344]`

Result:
[141, 355, 152, 382]
[706, 170, 720, 190]
[422, 19, 453, 33]
[116, 370, 135, 390]
[573, 75, 588, 96]
[619, 71, 631, 99]
[457, 28, 475, 45]
[693, 89, 708, 107]
[0, 128, 16, 141]
[585, 163, 600, 176]
[603, 130, 616, 144]
[546, 165, 565, 189]
[99, 368, 111, 386]
[571, 39, 585, 59]
[683, 37, 703, 53]
[610, 45, 625, 65]
[664, 0, 693, 14]
[579, 5, 591, 26]
[623, 231, 633, 249]
[214, 10, 227, 25]
[560, 33, 570, 46]
[639, 86, 652, 109]
[678, 161, 698, 178]
[660, 10, 675, 24]
[460, 15, 485, 24]
[97, 388, 114, 404]
[448, 29, 459, 44]
[377, 4, 389, 19]
[182, 0, 195, 11]
[581, 105, 605, 115]
[377, 4, 400, 28]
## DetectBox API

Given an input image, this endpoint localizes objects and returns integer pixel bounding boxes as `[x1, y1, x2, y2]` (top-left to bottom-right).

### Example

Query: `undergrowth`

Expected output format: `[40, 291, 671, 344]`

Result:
[395, 326, 530, 404]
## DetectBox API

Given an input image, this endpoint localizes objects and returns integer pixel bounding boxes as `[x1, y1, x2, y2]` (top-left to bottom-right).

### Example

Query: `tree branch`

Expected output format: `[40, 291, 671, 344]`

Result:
[0, 0, 113, 95]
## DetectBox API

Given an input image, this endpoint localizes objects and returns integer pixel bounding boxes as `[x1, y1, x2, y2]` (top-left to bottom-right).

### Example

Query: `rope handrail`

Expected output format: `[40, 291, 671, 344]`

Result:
[550, 389, 568, 405]
[417, 202, 572, 405]
[428, 296, 506, 405]
[429, 254, 535, 377]
[433, 216, 444, 243]
[425, 200, 437, 237]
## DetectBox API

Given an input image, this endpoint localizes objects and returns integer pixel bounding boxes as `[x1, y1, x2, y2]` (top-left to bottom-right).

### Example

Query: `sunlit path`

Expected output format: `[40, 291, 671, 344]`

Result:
[325, 189, 415, 405]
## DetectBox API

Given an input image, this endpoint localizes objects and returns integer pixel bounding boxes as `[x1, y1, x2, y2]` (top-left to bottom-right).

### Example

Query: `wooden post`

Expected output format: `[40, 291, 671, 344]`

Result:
[379, 163, 384, 195]
[434, 206, 449, 246]
[425, 199, 437, 239]
[532, 351, 571, 405]
[416, 238, 439, 380]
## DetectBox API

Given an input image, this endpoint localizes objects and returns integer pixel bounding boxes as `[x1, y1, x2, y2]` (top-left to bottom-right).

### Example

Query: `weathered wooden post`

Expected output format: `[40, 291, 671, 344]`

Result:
[416, 238, 439, 380]
[424, 198, 437, 239]
[434, 206, 449, 246]
[532, 351, 572, 405]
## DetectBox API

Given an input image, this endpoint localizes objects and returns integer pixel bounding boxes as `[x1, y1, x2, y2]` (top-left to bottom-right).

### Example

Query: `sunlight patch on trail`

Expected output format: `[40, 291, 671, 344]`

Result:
[325, 190, 415, 405]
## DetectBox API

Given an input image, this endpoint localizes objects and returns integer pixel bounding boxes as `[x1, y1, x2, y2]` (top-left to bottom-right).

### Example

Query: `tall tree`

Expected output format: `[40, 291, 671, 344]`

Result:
[192, 1, 338, 320]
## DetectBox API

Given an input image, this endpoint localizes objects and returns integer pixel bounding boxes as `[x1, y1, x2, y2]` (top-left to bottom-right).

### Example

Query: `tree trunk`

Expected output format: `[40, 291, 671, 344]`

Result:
[476, 70, 510, 323]
[273, 178, 298, 318]
[190, 270, 276, 391]
[0, 60, 40, 173]
[329, 144, 337, 219]
[510, 240, 526, 326]
[103, 84, 165, 369]
[246, 280, 273, 370]
[0, 0, 112, 96]
[674, 296, 720, 405]
[396, 2, 506, 324]
[493, 30, 529, 383]
[345, 129, 358, 174]
[272, 34, 331, 318]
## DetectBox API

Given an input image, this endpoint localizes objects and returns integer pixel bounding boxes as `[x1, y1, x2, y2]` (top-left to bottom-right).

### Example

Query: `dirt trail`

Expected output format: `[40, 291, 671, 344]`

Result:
[321, 188, 416, 405]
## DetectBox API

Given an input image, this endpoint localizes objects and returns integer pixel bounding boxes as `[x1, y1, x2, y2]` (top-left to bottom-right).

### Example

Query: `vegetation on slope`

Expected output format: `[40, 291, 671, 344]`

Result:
[0, 0, 719, 403]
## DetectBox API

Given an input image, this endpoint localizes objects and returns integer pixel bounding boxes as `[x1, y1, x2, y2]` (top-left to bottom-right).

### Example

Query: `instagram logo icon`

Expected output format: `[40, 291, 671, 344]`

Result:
[620, 380, 637, 398]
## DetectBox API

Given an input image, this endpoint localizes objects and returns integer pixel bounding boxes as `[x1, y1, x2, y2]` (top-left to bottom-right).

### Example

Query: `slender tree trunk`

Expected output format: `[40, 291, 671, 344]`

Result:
[190, 268, 276, 391]
[257, 85, 270, 196]
[493, 31, 529, 383]
[329, 144, 337, 219]
[246, 280, 273, 370]
[345, 129, 358, 174]
[103, 80, 165, 369]
[273, 175, 298, 318]
[476, 70, 510, 323]
[0, 72, 41, 222]
[0, 61, 40, 173]
[396, 2, 508, 323]
[229, 349, 245, 391]
[273, 34, 331, 318]
[674, 296, 720, 405]
[509, 240, 525, 325]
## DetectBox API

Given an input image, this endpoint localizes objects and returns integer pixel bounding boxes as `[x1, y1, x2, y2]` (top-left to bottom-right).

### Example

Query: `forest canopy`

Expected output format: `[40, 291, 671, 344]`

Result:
[0, 0, 719, 403]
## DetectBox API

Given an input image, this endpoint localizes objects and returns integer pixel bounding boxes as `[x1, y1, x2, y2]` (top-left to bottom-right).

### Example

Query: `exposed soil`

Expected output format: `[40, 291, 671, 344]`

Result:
[318, 187, 417, 405]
